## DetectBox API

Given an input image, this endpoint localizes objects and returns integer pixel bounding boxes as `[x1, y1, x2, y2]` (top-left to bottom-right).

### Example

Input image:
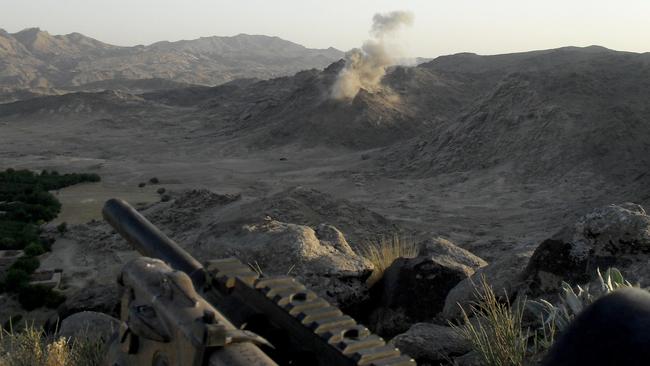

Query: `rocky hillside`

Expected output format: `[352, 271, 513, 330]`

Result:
[0, 27, 343, 102]
[384, 47, 650, 186]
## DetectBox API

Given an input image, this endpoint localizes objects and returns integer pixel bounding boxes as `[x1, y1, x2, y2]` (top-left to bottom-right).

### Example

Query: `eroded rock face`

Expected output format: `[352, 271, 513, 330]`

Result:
[525, 203, 650, 292]
[391, 323, 471, 365]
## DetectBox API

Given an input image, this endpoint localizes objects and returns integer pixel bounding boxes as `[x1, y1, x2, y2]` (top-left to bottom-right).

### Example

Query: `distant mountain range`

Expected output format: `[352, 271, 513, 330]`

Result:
[0, 27, 344, 102]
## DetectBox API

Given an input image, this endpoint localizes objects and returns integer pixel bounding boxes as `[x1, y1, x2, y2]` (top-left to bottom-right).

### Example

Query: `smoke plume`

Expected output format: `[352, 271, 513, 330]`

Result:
[331, 11, 414, 100]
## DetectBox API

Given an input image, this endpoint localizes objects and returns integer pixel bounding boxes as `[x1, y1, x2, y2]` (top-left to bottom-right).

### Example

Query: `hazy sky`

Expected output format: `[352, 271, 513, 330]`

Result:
[1, 0, 649, 57]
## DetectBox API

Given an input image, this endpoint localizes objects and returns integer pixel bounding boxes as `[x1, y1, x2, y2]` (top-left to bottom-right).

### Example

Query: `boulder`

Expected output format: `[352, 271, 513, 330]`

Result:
[197, 218, 373, 307]
[525, 203, 650, 293]
[443, 252, 531, 320]
[368, 256, 476, 336]
[58, 311, 120, 343]
[391, 323, 471, 364]
[417, 236, 488, 269]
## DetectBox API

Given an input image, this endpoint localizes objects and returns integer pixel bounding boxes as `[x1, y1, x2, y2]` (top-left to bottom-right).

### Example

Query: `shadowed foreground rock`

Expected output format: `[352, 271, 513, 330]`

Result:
[58, 311, 120, 343]
[368, 255, 478, 336]
[542, 287, 650, 366]
[391, 323, 471, 364]
[525, 203, 650, 293]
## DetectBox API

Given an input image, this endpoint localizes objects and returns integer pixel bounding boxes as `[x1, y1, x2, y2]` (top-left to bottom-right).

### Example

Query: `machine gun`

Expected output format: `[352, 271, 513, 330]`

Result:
[102, 198, 416, 366]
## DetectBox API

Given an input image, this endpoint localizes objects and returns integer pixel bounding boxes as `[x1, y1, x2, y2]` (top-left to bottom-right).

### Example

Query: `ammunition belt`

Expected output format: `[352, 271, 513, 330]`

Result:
[206, 258, 415, 366]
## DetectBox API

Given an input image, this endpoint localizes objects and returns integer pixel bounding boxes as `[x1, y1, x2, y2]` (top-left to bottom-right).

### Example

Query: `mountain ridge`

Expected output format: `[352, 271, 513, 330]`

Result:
[0, 28, 344, 102]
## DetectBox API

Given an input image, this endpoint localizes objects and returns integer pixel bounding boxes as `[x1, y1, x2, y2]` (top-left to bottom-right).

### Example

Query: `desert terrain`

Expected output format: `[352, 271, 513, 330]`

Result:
[1, 27, 650, 365]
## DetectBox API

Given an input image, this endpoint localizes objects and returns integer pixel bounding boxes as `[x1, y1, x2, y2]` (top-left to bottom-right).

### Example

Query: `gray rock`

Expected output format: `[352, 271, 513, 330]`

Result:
[391, 323, 471, 364]
[369, 256, 476, 336]
[417, 237, 488, 270]
[525, 203, 650, 293]
[58, 311, 120, 343]
[197, 218, 373, 307]
[443, 251, 531, 320]
[315, 223, 357, 257]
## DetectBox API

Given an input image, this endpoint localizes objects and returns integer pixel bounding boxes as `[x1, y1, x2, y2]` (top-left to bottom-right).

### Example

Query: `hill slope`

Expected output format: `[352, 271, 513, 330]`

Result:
[385, 46, 650, 186]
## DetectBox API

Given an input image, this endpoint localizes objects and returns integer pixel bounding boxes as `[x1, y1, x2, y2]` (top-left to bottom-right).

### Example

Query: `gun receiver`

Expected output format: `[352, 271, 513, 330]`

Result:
[103, 198, 415, 366]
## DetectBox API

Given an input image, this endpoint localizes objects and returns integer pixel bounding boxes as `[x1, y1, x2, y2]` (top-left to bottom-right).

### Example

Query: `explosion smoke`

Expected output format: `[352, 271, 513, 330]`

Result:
[331, 11, 414, 100]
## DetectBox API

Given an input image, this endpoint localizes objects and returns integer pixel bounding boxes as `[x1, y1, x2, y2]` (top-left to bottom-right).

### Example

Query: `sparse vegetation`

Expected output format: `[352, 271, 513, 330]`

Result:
[0, 168, 99, 249]
[0, 324, 105, 366]
[18, 285, 66, 311]
[56, 222, 68, 234]
[451, 268, 637, 366]
[528, 268, 634, 344]
[450, 276, 528, 366]
[359, 235, 418, 286]
[0, 168, 99, 309]
[23, 242, 46, 257]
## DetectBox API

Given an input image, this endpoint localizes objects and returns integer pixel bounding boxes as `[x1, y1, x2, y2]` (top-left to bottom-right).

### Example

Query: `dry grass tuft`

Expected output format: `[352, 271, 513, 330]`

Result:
[360, 235, 418, 286]
[450, 276, 529, 366]
[0, 323, 105, 366]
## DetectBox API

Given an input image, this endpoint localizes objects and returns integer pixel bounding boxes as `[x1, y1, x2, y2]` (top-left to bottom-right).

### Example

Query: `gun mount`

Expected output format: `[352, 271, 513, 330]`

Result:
[103, 198, 415, 366]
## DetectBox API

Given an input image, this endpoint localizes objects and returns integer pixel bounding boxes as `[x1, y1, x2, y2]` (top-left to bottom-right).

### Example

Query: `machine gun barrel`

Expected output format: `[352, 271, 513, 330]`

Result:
[103, 198, 415, 366]
[103, 198, 207, 288]
[102, 198, 277, 366]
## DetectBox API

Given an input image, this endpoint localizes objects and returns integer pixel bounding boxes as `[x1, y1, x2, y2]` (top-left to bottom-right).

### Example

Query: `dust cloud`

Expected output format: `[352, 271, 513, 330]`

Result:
[331, 11, 414, 100]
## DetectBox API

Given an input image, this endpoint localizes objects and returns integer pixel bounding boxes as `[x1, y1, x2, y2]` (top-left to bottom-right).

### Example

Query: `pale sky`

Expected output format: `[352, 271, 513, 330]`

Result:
[1, 0, 649, 57]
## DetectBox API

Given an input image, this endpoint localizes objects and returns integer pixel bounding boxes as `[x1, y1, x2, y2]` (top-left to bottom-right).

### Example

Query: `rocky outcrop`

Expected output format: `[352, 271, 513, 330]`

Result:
[443, 252, 531, 320]
[197, 217, 373, 307]
[525, 203, 650, 293]
[367, 243, 484, 336]
[391, 323, 471, 364]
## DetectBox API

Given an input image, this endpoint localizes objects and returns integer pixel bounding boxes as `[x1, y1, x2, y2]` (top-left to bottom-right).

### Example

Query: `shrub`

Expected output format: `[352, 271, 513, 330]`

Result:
[17, 285, 65, 311]
[156, 187, 166, 195]
[11, 257, 40, 274]
[149, 177, 160, 184]
[359, 235, 418, 286]
[450, 276, 529, 366]
[3, 269, 30, 292]
[138, 182, 146, 188]
[23, 242, 46, 257]
[160, 194, 171, 202]
[56, 222, 67, 234]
